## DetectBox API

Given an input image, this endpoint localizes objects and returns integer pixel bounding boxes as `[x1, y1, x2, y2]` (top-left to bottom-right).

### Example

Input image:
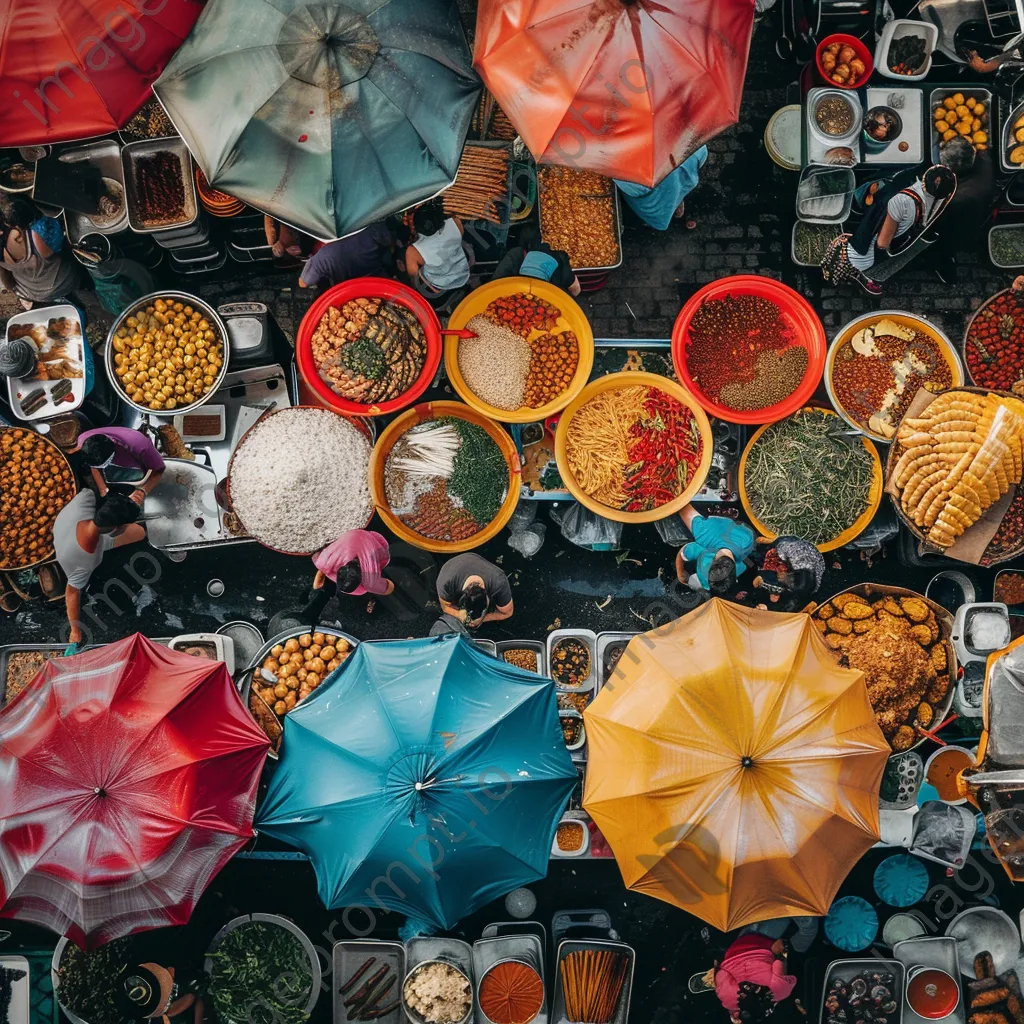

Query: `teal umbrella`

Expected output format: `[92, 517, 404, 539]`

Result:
[257, 635, 576, 929]
[153, 0, 481, 240]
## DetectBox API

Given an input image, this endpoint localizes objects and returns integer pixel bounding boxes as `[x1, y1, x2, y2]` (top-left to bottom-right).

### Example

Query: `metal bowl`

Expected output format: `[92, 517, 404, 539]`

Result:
[403, 960, 473, 1024]
[946, 907, 1021, 976]
[104, 290, 229, 418]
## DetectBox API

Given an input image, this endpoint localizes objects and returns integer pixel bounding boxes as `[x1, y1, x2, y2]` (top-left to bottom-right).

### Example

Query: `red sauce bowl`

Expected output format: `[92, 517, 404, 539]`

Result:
[295, 276, 443, 416]
[907, 968, 959, 1020]
[671, 275, 826, 425]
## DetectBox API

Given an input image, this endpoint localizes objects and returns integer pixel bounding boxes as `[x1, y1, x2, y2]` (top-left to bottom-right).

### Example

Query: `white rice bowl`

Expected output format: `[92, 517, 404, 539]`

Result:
[228, 407, 373, 554]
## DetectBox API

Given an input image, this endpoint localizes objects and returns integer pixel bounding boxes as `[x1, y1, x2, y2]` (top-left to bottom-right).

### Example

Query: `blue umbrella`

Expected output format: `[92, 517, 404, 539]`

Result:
[257, 635, 577, 929]
[153, 0, 481, 240]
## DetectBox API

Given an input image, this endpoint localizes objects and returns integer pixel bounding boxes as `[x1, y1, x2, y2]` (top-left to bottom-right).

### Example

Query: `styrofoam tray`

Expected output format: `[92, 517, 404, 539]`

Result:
[863, 87, 924, 164]
[5, 304, 86, 422]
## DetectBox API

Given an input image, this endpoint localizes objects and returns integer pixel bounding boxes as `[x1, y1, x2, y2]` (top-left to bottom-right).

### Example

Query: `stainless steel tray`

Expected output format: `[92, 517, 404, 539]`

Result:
[473, 935, 546, 1024]
[60, 140, 129, 240]
[121, 137, 197, 233]
[536, 169, 623, 273]
[405, 937, 475, 1024]
[546, 629, 597, 692]
[0, 644, 68, 708]
[473, 638, 497, 657]
[495, 639, 548, 676]
[552, 939, 634, 1024]
[333, 940, 404, 1024]
[928, 87, 992, 165]
[596, 631, 639, 691]
[140, 458, 227, 550]
[892, 936, 963, 1024]
[820, 959, 905, 1024]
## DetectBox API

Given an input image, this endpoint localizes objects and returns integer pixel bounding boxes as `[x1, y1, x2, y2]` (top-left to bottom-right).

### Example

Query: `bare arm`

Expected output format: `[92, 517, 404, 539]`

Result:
[679, 504, 700, 530]
[876, 213, 899, 252]
[483, 600, 513, 623]
[30, 230, 53, 258]
[405, 244, 425, 282]
[65, 585, 83, 644]
[675, 548, 687, 584]
[569, 276, 582, 297]
[136, 468, 161, 496]
[439, 598, 462, 617]
[90, 467, 109, 497]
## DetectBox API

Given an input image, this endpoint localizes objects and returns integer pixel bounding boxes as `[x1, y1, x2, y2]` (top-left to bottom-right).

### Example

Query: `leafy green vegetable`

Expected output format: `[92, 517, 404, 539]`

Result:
[206, 922, 313, 1024]
[57, 937, 135, 1024]
[744, 410, 875, 544]
[444, 418, 508, 526]
[341, 337, 387, 380]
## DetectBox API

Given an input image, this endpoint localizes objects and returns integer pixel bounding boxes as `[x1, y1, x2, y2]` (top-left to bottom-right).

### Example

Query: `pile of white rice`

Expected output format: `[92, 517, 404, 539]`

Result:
[229, 407, 372, 554]
[457, 315, 530, 410]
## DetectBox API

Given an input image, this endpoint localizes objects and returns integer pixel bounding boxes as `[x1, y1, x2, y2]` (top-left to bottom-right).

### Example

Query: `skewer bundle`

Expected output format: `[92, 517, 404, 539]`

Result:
[442, 144, 510, 224]
[560, 949, 629, 1024]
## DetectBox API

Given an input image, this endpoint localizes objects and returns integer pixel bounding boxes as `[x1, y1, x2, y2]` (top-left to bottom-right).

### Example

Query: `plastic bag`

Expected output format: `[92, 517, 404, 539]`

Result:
[552, 503, 623, 550]
[655, 514, 690, 547]
[508, 523, 547, 557]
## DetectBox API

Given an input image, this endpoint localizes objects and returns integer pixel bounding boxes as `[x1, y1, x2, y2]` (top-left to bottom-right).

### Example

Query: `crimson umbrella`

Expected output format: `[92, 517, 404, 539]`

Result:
[0, 634, 269, 948]
[473, 0, 755, 186]
[0, 0, 203, 146]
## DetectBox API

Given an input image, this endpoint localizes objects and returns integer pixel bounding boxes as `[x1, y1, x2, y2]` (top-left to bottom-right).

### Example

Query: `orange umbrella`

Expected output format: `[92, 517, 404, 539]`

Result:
[584, 600, 888, 931]
[473, 0, 755, 186]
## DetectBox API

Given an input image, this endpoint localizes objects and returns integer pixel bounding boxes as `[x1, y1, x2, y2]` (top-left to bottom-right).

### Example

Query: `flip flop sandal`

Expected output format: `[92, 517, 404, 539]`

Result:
[36, 562, 66, 602]
[0, 578, 22, 614]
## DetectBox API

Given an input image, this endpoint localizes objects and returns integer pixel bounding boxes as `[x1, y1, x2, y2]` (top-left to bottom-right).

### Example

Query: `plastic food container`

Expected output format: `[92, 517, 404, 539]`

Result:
[876, 20, 938, 80]
[816, 34, 874, 89]
[739, 408, 884, 552]
[368, 400, 522, 554]
[988, 224, 1024, 269]
[552, 815, 590, 857]
[295, 276, 443, 416]
[553, 371, 713, 523]
[796, 165, 855, 224]
[672, 276, 827, 426]
[444, 276, 595, 424]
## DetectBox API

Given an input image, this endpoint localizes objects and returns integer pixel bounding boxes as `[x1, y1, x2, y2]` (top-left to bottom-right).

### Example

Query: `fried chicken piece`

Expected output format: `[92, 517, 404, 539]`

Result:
[843, 601, 875, 620]
[817, 602, 835, 620]
[883, 597, 905, 616]
[872, 599, 887, 610]
[833, 594, 857, 610]
[909, 624, 933, 646]
[901, 597, 930, 622]
[924, 613, 941, 642]
[892, 725, 916, 751]
[854, 620, 874, 633]
[917, 702, 934, 727]
[825, 634, 846, 651]
[828, 616, 853, 635]
[876, 610, 911, 636]
[927, 672, 950, 705]
[813, 618, 827, 634]
[931, 645, 948, 672]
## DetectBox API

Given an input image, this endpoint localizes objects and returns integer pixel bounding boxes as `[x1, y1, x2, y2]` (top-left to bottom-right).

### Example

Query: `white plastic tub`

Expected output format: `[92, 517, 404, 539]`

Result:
[876, 20, 938, 80]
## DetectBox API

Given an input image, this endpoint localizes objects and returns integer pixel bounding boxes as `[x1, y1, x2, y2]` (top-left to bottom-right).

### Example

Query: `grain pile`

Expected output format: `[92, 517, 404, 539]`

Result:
[229, 407, 372, 554]
[456, 315, 530, 410]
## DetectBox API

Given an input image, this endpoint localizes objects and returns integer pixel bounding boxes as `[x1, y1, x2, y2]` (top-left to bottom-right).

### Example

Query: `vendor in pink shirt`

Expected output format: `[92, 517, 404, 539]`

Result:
[715, 933, 798, 1024]
[302, 529, 394, 628]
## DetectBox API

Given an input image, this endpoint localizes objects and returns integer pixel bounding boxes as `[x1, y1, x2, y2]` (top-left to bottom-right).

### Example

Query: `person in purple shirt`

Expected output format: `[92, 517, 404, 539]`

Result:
[75, 426, 165, 507]
[301, 529, 394, 628]
[298, 222, 394, 291]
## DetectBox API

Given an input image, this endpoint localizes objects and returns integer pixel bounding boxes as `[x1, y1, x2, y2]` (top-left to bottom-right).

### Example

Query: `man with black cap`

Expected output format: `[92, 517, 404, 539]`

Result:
[112, 935, 203, 1024]
[674, 504, 756, 597]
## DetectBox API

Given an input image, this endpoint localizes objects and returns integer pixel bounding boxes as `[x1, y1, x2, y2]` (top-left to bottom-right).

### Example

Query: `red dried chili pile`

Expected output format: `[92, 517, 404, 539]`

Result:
[485, 294, 561, 338]
[685, 294, 804, 411]
[623, 388, 704, 512]
[966, 292, 1024, 390]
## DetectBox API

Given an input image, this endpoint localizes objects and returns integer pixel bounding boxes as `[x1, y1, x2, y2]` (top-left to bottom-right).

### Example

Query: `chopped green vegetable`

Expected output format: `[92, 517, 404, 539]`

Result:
[206, 921, 313, 1024]
[744, 410, 875, 545]
[57, 937, 135, 1024]
[991, 228, 1024, 269]
[341, 336, 387, 380]
[443, 417, 508, 526]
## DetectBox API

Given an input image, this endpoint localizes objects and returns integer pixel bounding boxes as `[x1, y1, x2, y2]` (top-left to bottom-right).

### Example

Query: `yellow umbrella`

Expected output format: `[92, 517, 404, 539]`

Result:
[583, 599, 888, 931]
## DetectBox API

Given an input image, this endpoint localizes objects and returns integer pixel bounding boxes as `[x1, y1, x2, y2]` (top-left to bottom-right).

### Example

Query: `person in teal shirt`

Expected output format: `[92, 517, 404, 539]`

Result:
[614, 146, 708, 231]
[675, 504, 756, 594]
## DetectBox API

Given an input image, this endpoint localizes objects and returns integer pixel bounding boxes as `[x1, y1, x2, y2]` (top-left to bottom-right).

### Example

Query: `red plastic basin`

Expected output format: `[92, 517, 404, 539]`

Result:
[295, 276, 443, 417]
[671, 275, 826, 426]
[816, 33, 874, 89]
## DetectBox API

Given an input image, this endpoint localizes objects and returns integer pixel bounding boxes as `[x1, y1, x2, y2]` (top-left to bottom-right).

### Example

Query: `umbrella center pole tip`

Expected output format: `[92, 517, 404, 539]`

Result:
[741, 757, 754, 768]
[93, 787, 107, 797]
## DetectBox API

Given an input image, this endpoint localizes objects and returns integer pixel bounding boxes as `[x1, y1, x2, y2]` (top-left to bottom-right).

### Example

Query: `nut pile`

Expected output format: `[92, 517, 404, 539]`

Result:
[502, 648, 539, 673]
[0, 428, 76, 569]
[813, 591, 951, 750]
[538, 166, 620, 268]
[525, 330, 579, 406]
[111, 296, 224, 411]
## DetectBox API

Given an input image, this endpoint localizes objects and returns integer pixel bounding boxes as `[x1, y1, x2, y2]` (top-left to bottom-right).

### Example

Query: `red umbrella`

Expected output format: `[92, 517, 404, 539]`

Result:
[474, 0, 755, 186]
[0, 634, 269, 948]
[0, 0, 203, 147]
